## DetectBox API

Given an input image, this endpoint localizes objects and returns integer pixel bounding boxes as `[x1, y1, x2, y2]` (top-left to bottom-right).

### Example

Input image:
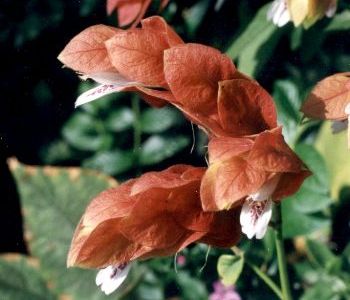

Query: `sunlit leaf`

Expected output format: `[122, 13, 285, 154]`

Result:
[315, 122, 350, 198]
[10, 159, 118, 300]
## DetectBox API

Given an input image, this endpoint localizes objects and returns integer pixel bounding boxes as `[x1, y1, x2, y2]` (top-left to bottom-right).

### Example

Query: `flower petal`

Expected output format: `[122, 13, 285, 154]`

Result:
[96, 264, 131, 295]
[75, 84, 133, 107]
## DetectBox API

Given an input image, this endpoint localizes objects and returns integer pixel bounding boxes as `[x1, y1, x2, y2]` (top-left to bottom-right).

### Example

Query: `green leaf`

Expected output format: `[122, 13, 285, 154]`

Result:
[226, 3, 283, 76]
[272, 80, 301, 143]
[184, 0, 210, 37]
[315, 122, 350, 198]
[83, 149, 134, 175]
[0, 255, 56, 300]
[282, 199, 329, 238]
[140, 107, 183, 134]
[305, 239, 337, 269]
[290, 185, 332, 214]
[325, 10, 350, 32]
[10, 159, 119, 300]
[217, 254, 244, 286]
[295, 143, 329, 192]
[176, 271, 208, 300]
[281, 143, 331, 237]
[62, 112, 108, 151]
[139, 135, 190, 166]
[106, 107, 135, 132]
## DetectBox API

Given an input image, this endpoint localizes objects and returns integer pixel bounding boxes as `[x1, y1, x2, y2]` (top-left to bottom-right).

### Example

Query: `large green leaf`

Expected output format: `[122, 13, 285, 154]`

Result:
[226, 3, 283, 77]
[315, 122, 350, 198]
[139, 135, 190, 166]
[10, 159, 118, 300]
[272, 80, 302, 144]
[217, 254, 244, 286]
[0, 255, 56, 300]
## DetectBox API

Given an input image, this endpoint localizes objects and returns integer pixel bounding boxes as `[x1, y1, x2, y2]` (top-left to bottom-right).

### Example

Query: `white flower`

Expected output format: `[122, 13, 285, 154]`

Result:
[95, 263, 131, 295]
[75, 72, 141, 107]
[240, 175, 280, 239]
[267, 0, 290, 27]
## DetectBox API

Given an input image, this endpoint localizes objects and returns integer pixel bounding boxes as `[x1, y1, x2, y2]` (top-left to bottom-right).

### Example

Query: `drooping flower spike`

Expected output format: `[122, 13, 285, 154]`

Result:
[67, 165, 241, 293]
[200, 128, 311, 239]
[301, 72, 350, 148]
[107, 0, 169, 27]
[268, 0, 337, 28]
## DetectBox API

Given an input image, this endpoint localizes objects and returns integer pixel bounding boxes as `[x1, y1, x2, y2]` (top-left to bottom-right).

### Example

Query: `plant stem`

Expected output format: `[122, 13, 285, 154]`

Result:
[132, 95, 141, 174]
[246, 261, 283, 299]
[274, 204, 293, 300]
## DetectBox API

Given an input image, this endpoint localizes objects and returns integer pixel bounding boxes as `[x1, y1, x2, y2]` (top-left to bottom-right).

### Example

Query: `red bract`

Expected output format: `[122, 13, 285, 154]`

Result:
[301, 72, 350, 120]
[107, 0, 169, 27]
[58, 17, 182, 107]
[200, 128, 310, 211]
[163, 43, 278, 137]
[301, 72, 350, 148]
[67, 165, 240, 269]
[58, 17, 278, 138]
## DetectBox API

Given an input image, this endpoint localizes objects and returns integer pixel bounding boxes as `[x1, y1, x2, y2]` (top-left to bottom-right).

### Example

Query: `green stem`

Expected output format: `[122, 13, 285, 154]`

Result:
[274, 204, 293, 300]
[246, 261, 283, 299]
[132, 95, 141, 174]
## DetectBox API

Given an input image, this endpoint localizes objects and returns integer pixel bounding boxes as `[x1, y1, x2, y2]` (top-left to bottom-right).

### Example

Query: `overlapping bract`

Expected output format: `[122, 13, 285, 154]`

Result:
[68, 165, 240, 268]
[301, 72, 350, 148]
[107, 0, 169, 27]
[60, 16, 310, 271]
[201, 128, 310, 211]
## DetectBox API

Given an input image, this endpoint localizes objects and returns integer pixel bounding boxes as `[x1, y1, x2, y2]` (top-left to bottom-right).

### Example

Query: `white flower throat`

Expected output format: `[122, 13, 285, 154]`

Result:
[240, 175, 280, 239]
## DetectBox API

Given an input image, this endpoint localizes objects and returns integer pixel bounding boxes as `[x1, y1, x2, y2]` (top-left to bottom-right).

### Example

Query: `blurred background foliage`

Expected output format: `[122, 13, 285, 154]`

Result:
[1, 0, 350, 299]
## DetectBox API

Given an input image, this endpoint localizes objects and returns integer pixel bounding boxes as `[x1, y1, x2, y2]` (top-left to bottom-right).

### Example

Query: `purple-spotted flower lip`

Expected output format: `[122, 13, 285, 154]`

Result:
[240, 175, 280, 239]
[95, 263, 131, 295]
[267, 0, 290, 27]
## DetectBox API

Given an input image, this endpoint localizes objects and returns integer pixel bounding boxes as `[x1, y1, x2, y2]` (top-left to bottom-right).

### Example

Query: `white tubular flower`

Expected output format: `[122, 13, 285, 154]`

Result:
[95, 263, 131, 295]
[267, 0, 290, 27]
[76, 72, 140, 107]
[240, 175, 280, 239]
